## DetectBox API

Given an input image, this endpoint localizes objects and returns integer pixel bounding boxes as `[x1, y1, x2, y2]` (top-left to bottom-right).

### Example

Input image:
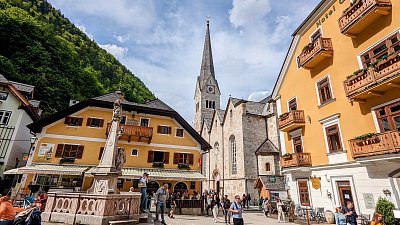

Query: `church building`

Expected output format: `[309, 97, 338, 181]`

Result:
[194, 21, 285, 200]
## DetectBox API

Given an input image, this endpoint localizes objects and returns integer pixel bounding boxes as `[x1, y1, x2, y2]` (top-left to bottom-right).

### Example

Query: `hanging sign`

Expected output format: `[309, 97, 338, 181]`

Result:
[311, 177, 321, 189]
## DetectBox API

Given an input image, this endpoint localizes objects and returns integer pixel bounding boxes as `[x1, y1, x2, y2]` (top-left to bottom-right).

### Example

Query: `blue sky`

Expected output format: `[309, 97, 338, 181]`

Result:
[49, 0, 320, 124]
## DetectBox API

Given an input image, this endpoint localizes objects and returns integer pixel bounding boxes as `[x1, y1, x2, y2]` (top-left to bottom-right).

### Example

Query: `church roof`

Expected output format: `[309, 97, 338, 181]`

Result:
[255, 138, 280, 155]
[216, 109, 225, 122]
[197, 21, 220, 91]
[245, 101, 266, 116]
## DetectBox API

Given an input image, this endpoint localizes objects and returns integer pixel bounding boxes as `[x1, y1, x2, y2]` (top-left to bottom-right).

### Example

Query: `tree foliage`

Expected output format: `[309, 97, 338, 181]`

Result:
[0, 0, 154, 117]
[375, 197, 399, 225]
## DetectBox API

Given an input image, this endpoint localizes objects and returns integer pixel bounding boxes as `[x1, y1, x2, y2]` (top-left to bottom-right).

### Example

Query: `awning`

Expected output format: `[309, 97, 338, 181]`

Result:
[120, 168, 206, 181]
[3, 164, 92, 176]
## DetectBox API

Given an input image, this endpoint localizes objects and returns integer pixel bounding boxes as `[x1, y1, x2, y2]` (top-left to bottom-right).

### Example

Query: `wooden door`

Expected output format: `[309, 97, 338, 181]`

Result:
[337, 181, 354, 207]
[298, 180, 310, 206]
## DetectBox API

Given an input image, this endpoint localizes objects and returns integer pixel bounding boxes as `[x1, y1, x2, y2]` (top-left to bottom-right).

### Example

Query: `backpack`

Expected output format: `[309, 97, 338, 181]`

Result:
[224, 199, 231, 209]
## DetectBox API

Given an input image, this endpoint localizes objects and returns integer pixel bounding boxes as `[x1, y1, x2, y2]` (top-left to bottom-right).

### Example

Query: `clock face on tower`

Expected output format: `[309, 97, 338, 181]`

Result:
[207, 85, 215, 94]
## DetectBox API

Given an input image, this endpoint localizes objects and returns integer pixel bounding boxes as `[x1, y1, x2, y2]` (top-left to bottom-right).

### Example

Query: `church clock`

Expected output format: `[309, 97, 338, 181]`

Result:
[207, 85, 215, 94]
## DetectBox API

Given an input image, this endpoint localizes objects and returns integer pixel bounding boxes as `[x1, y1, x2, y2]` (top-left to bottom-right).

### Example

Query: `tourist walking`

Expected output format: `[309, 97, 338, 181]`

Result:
[334, 205, 347, 225]
[277, 198, 285, 223]
[0, 196, 15, 225]
[154, 183, 169, 225]
[168, 193, 177, 219]
[246, 194, 251, 209]
[139, 172, 149, 213]
[242, 194, 246, 209]
[229, 195, 244, 225]
[370, 213, 386, 225]
[205, 194, 213, 216]
[212, 195, 218, 223]
[222, 195, 231, 224]
[343, 201, 358, 225]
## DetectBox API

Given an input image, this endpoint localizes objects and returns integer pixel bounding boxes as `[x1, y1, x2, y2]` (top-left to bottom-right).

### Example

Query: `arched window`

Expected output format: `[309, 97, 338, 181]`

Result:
[265, 162, 271, 172]
[206, 100, 209, 108]
[229, 135, 237, 175]
[214, 142, 219, 157]
[212, 101, 215, 109]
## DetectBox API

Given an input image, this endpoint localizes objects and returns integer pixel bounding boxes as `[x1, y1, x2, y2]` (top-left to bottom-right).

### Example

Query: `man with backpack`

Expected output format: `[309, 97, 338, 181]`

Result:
[222, 195, 231, 224]
[229, 195, 244, 225]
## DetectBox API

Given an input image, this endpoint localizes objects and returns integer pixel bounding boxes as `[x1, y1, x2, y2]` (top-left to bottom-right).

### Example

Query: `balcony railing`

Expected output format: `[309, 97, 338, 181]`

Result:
[343, 53, 400, 100]
[281, 153, 312, 168]
[297, 37, 333, 70]
[349, 131, 400, 159]
[338, 0, 392, 37]
[106, 123, 153, 143]
[278, 110, 305, 132]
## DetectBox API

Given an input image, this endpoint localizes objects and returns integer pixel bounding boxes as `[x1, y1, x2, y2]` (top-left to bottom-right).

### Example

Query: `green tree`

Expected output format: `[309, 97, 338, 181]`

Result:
[375, 197, 399, 225]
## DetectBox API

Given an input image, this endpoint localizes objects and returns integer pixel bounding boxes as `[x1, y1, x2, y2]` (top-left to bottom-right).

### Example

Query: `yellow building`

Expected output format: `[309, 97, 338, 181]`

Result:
[272, 0, 400, 213]
[7, 92, 211, 195]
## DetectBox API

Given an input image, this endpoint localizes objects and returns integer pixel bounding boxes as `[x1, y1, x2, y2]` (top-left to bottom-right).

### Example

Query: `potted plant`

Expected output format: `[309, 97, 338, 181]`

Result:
[279, 112, 289, 119]
[177, 163, 190, 169]
[152, 162, 164, 168]
[302, 43, 314, 52]
[353, 133, 378, 146]
[282, 153, 293, 160]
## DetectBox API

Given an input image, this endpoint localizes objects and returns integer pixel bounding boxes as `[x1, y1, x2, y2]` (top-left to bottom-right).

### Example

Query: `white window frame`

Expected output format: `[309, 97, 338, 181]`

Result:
[131, 148, 138, 156]
[296, 178, 312, 206]
[175, 128, 184, 138]
[140, 118, 150, 127]
[320, 114, 346, 154]
[0, 110, 12, 126]
[356, 29, 400, 69]
[158, 125, 172, 135]
[314, 74, 335, 106]
[287, 96, 298, 111]
[0, 91, 9, 101]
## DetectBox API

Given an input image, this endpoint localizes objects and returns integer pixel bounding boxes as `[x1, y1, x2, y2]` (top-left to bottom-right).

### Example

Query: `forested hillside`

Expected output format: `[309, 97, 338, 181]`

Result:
[0, 0, 154, 117]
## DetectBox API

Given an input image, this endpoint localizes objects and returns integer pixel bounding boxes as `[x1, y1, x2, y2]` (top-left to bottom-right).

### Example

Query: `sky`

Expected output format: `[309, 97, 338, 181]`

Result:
[49, 0, 320, 124]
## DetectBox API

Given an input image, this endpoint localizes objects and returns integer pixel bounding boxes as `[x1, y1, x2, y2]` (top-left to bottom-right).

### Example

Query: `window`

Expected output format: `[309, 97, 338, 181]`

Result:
[86, 118, 104, 127]
[361, 32, 400, 68]
[190, 181, 196, 189]
[229, 135, 237, 175]
[212, 101, 215, 109]
[176, 128, 184, 137]
[310, 28, 322, 42]
[55, 144, 84, 159]
[293, 136, 303, 153]
[288, 98, 297, 110]
[0, 92, 9, 101]
[317, 77, 333, 104]
[325, 124, 342, 152]
[147, 150, 170, 164]
[64, 117, 83, 127]
[131, 149, 138, 156]
[265, 162, 271, 172]
[98, 147, 104, 160]
[157, 126, 172, 134]
[205, 100, 215, 109]
[298, 181, 310, 206]
[140, 118, 149, 127]
[120, 116, 127, 125]
[173, 153, 194, 165]
[0, 110, 12, 125]
[375, 100, 400, 132]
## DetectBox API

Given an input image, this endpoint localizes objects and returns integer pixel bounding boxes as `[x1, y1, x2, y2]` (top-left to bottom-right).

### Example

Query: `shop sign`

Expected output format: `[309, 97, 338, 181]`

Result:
[363, 193, 375, 209]
[311, 177, 321, 189]
[38, 143, 54, 159]
[315, 0, 348, 28]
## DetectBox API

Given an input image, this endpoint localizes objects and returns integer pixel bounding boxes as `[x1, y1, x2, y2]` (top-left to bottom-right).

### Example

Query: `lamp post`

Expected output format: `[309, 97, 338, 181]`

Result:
[28, 136, 37, 157]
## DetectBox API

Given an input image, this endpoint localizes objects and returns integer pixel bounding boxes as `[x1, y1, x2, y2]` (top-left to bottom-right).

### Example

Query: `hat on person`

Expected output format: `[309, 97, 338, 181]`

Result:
[334, 204, 342, 209]
[143, 172, 149, 175]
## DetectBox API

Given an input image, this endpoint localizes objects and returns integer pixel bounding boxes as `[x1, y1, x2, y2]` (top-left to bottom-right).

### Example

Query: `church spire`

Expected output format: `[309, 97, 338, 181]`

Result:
[199, 18, 215, 79]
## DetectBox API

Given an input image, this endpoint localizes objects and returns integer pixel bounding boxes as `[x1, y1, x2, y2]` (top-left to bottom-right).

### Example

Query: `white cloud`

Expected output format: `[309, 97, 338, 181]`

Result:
[248, 90, 269, 102]
[76, 24, 93, 40]
[98, 44, 128, 60]
[113, 33, 130, 43]
[229, 0, 271, 28]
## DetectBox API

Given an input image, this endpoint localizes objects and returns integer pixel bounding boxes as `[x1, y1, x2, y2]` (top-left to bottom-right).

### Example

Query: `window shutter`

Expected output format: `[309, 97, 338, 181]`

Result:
[167, 127, 172, 134]
[188, 154, 194, 165]
[157, 126, 162, 133]
[147, 151, 154, 163]
[86, 118, 92, 126]
[99, 119, 104, 127]
[164, 152, 170, 164]
[76, 145, 84, 158]
[98, 147, 104, 160]
[55, 144, 64, 157]
[173, 153, 179, 164]
[64, 117, 71, 125]
[78, 118, 83, 126]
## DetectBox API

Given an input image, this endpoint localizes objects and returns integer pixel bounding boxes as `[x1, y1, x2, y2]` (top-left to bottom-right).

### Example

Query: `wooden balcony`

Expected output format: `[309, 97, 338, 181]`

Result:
[278, 110, 305, 132]
[281, 153, 312, 168]
[338, 0, 392, 38]
[343, 53, 400, 101]
[106, 123, 153, 143]
[349, 131, 400, 159]
[297, 37, 333, 70]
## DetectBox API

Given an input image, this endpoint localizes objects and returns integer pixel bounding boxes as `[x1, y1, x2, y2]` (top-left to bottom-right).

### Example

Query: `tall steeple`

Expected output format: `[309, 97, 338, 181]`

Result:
[194, 19, 221, 133]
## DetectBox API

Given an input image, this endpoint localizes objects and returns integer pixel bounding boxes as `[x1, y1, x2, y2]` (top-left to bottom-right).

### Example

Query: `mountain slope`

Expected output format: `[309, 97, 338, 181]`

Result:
[0, 0, 154, 116]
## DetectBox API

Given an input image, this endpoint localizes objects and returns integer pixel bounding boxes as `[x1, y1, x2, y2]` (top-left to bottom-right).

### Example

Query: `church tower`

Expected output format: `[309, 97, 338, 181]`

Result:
[194, 20, 221, 133]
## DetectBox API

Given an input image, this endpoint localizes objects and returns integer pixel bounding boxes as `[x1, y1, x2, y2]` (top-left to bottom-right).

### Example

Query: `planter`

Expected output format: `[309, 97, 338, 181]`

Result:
[152, 162, 164, 168]
[177, 163, 191, 169]
[282, 154, 293, 160]
[325, 211, 335, 224]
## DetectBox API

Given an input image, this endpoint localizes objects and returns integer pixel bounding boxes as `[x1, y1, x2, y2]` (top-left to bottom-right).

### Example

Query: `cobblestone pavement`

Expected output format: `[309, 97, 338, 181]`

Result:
[151, 211, 299, 225]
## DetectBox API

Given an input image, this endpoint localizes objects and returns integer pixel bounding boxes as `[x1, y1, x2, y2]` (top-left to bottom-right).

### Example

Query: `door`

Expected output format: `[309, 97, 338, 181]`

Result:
[337, 181, 354, 207]
[298, 180, 310, 206]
